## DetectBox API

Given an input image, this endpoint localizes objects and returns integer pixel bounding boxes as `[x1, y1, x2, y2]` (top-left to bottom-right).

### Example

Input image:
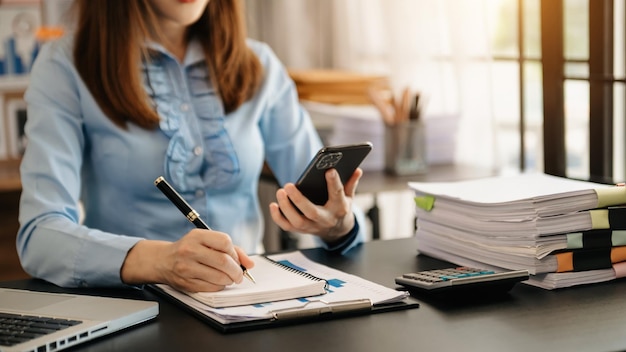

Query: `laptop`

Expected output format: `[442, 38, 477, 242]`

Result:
[0, 287, 159, 352]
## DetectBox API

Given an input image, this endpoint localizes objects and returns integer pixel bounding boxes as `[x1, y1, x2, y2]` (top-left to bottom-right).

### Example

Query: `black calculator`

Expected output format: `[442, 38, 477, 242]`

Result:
[395, 267, 529, 295]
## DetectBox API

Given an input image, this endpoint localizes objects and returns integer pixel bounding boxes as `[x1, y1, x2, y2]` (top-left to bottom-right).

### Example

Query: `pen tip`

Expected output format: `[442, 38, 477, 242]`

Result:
[244, 270, 256, 284]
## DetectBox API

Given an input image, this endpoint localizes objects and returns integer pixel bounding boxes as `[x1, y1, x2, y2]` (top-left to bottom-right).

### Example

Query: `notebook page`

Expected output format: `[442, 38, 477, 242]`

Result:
[186, 255, 327, 307]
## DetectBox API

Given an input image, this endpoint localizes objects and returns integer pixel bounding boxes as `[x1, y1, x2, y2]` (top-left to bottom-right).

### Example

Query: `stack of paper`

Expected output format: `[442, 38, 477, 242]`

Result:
[409, 173, 626, 289]
[302, 101, 459, 170]
[302, 101, 385, 171]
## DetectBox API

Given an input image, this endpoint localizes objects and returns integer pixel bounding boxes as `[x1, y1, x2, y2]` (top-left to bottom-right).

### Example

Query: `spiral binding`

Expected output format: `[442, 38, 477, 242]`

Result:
[263, 256, 329, 289]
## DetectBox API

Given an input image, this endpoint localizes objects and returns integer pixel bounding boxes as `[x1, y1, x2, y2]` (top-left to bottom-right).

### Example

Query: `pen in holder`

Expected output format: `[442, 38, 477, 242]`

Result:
[384, 119, 428, 175]
[369, 87, 428, 175]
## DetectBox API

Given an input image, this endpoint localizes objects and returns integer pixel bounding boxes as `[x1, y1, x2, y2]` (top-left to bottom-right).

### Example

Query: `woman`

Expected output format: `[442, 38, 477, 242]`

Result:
[17, 0, 365, 292]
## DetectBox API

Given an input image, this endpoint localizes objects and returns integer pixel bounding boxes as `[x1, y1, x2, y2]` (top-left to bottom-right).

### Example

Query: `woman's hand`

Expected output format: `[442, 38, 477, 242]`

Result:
[121, 229, 254, 292]
[269, 168, 363, 244]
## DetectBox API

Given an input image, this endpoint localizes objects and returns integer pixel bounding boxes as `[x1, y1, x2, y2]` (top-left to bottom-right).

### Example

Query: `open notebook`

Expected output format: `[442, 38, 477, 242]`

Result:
[0, 288, 158, 352]
[185, 255, 328, 308]
[152, 251, 415, 332]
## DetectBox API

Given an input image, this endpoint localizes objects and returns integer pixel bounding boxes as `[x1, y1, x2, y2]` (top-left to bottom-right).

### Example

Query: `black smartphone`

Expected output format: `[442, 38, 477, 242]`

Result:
[295, 142, 373, 206]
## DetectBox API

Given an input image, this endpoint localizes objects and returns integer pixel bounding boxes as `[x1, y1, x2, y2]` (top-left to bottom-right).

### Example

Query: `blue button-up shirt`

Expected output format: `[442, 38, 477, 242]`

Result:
[18, 35, 365, 288]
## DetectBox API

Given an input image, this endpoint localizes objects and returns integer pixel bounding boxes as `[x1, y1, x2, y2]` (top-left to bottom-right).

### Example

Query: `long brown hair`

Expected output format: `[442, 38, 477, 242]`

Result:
[73, 0, 262, 129]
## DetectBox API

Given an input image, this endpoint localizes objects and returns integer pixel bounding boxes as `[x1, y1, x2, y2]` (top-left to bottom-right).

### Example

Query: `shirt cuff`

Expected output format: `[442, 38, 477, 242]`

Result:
[325, 216, 360, 253]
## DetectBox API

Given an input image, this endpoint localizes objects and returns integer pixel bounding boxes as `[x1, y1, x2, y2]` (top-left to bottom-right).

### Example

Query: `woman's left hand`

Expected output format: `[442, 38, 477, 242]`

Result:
[269, 168, 363, 244]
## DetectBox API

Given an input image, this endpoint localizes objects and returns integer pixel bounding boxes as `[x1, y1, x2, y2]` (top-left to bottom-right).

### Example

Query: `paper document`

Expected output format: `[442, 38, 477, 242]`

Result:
[409, 173, 626, 289]
[409, 173, 623, 218]
[156, 251, 408, 325]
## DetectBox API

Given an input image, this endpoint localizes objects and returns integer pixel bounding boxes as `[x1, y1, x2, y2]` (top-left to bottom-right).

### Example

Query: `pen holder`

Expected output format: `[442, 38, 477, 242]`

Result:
[384, 120, 428, 175]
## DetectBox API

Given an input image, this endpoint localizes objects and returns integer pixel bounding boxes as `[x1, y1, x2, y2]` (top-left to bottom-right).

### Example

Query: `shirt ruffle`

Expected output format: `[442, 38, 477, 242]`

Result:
[143, 55, 240, 192]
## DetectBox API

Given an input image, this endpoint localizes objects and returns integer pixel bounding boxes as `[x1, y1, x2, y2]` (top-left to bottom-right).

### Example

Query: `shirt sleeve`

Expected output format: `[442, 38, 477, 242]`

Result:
[253, 42, 365, 253]
[17, 39, 141, 288]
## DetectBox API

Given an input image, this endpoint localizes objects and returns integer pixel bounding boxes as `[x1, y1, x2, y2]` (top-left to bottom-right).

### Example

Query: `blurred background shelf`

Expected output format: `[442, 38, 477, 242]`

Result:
[0, 159, 21, 191]
[0, 159, 27, 281]
[0, 76, 29, 91]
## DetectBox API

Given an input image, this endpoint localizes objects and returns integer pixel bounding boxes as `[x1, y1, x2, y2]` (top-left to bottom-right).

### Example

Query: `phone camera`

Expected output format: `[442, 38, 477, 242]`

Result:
[316, 152, 343, 169]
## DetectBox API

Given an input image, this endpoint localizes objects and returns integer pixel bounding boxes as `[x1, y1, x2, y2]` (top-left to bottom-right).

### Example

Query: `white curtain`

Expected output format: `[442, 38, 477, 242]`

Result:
[244, 0, 335, 68]
[246, 0, 499, 170]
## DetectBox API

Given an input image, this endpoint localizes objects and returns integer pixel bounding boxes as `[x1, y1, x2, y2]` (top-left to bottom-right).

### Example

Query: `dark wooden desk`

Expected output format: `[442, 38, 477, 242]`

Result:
[3, 238, 626, 352]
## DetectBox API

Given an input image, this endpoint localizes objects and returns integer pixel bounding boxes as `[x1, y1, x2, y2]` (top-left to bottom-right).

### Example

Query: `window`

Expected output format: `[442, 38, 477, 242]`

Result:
[543, 0, 626, 182]
[246, 1, 625, 181]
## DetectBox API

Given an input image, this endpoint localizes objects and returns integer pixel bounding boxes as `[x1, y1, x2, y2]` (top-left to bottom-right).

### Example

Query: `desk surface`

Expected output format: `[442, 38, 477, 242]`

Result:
[4, 238, 626, 352]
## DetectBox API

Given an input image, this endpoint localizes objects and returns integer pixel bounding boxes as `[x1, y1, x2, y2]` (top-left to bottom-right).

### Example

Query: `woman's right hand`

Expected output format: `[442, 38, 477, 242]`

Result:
[121, 229, 254, 292]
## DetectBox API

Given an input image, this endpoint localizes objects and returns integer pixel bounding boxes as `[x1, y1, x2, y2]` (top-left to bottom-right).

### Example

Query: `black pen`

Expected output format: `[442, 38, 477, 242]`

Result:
[154, 176, 256, 284]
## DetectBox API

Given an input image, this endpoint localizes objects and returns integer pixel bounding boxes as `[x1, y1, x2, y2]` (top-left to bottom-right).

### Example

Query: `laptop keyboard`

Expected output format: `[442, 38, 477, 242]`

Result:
[0, 312, 82, 347]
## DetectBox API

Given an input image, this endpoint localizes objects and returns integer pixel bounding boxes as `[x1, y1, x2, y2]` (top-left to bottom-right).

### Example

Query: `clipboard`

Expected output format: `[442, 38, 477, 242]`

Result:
[148, 251, 420, 333]
[150, 284, 420, 333]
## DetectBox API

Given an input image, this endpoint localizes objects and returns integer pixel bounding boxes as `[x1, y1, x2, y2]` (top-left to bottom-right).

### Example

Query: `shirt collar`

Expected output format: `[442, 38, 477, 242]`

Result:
[183, 39, 204, 66]
[145, 38, 205, 66]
